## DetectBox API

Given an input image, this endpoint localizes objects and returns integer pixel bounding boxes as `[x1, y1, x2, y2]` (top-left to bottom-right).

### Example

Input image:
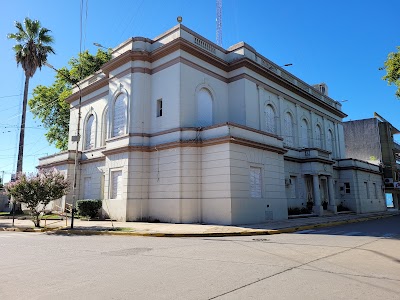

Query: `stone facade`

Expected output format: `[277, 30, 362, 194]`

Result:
[38, 24, 386, 224]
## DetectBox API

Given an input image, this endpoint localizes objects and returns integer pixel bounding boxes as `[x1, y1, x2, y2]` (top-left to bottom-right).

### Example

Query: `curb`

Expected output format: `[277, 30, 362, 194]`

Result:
[274, 213, 397, 234]
[0, 226, 67, 233]
[49, 213, 398, 237]
[49, 229, 280, 237]
[1, 213, 397, 237]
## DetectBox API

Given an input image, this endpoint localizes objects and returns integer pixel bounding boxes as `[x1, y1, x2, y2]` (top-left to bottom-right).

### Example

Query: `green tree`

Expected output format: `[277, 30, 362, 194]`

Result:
[382, 46, 400, 99]
[7, 17, 55, 173]
[5, 169, 70, 227]
[29, 50, 111, 150]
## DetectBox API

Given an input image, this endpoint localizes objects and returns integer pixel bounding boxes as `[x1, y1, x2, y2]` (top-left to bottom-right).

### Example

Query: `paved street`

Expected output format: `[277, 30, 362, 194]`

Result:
[0, 216, 399, 300]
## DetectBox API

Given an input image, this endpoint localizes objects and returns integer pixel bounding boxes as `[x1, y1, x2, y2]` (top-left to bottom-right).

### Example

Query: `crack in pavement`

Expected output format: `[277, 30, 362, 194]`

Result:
[208, 238, 382, 299]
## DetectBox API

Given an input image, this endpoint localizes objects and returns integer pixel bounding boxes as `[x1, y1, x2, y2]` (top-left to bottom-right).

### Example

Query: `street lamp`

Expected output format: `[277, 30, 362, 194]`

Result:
[44, 62, 82, 229]
[93, 42, 112, 52]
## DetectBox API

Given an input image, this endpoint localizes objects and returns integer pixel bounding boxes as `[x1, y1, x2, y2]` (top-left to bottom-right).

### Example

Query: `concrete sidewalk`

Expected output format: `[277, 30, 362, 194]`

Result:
[0, 210, 399, 237]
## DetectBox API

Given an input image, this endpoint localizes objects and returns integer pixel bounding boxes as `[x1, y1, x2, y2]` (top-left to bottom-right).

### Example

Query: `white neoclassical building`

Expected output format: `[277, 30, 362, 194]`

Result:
[39, 24, 386, 224]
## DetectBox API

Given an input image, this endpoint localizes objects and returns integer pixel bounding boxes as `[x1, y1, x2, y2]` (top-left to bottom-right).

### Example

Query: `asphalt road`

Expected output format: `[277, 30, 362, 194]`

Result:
[0, 216, 399, 300]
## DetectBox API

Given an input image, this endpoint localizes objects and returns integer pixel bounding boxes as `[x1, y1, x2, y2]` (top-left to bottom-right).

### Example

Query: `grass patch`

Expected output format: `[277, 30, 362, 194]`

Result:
[108, 227, 133, 232]
[42, 214, 64, 220]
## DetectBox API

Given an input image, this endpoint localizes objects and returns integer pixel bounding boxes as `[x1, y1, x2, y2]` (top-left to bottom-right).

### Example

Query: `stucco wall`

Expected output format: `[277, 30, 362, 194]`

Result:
[343, 118, 382, 164]
[230, 143, 287, 224]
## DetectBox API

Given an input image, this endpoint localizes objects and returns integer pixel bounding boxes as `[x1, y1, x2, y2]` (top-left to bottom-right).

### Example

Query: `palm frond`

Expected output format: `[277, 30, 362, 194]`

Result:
[8, 17, 54, 78]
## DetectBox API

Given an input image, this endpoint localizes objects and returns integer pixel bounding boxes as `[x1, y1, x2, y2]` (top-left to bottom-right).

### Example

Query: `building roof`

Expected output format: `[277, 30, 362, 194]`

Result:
[374, 112, 400, 134]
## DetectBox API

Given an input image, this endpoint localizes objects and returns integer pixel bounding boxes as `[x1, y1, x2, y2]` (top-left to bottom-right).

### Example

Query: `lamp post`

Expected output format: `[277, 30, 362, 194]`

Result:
[93, 43, 112, 53]
[44, 62, 82, 229]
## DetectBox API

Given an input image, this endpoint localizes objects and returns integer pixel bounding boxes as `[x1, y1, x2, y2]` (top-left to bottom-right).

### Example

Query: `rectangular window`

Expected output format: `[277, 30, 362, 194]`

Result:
[250, 167, 262, 198]
[157, 99, 162, 117]
[110, 170, 122, 199]
[289, 176, 296, 198]
[83, 177, 92, 199]
[344, 182, 351, 194]
[373, 183, 377, 198]
[364, 182, 369, 198]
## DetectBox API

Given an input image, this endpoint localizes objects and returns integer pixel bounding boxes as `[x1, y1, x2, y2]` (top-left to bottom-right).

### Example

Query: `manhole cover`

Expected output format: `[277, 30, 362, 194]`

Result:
[252, 238, 270, 242]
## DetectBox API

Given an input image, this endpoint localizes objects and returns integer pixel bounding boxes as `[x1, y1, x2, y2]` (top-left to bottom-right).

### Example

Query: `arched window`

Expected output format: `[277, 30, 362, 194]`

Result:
[112, 94, 127, 137]
[315, 125, 322, 149]
[264, 104, 276, 134]
[101, 108, 108, 146]
[84, 114, 95, 150]
[197, 88, 213, 127]
[284, 112, 294, 147]
[327, 129, 334, 155]
[300, 119, 309, 148]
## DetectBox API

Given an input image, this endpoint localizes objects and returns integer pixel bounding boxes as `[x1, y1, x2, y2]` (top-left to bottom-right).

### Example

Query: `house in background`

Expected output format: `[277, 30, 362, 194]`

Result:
[343, 112, 400, 210]
[38, 24, 386, 224]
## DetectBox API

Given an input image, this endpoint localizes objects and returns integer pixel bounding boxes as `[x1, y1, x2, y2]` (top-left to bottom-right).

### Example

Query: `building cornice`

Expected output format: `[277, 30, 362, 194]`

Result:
[333, 165, 382, 175]
[101, 135, 286, 156]
[37, 159, 75, 169]
[65, 31, 346, 119]
[284, 156, 335, 165]
[229, 59, 347, 118]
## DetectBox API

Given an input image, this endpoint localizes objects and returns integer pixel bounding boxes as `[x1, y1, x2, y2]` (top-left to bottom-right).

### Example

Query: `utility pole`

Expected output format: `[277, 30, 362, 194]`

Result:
[44, 62, 82, 229]
[216, 0, 222, 47]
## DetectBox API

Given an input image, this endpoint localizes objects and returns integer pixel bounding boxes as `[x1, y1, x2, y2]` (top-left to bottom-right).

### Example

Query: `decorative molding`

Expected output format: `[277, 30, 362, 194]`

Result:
[37, 159, 75, 169]
[333, 165, 382, 175]
[80, 156, 106, 165]
[284, 156, 335, 165]
[101, 135, 286, 156]
[65, 34, 347, 119]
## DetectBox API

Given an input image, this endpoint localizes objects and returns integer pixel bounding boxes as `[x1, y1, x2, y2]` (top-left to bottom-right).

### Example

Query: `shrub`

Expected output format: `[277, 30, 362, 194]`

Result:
[77, 199, 102, 218]
[288, 207, 301, 215]
[337, 204, 350, 212]
[288, 207, 312, 215]
[300, 207, 311, 214]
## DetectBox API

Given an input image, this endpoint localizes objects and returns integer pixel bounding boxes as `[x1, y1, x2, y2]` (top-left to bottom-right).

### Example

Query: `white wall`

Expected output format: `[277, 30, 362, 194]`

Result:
[229, 143, 287, 224]
[180, 63, 229, 128]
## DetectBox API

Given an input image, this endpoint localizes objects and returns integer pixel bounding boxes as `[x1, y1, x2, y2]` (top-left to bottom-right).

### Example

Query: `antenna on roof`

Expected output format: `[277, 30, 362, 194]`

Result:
[216, 0, 222, 47]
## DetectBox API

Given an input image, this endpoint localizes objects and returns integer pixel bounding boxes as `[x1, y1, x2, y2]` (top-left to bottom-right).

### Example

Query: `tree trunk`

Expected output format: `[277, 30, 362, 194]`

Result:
[34, 214, 41, 228]
[16, 75, 29, 174]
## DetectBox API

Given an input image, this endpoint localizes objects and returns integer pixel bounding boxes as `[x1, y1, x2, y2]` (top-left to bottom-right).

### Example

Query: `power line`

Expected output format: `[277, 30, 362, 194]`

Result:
[116, 0, 145, 43]
[0, 142, 37, 152]
[0, 125, 46, 130]
[0, 93, 32, 99]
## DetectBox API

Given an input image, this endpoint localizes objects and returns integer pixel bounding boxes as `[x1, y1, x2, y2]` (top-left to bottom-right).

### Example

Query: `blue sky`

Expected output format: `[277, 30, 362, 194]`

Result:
[1, 0, 399, 182]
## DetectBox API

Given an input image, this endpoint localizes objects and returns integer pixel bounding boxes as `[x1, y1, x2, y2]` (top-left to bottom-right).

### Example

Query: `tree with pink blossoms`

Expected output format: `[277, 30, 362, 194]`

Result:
[5, 169, 70, 227]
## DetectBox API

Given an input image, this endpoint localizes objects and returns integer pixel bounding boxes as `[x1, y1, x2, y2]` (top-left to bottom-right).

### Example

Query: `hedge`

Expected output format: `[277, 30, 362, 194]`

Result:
[76, 199, 102, 218]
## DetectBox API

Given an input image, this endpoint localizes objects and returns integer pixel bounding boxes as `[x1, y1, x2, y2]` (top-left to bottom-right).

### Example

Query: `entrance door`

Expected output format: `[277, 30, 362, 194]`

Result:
[305, 176, 313, 202]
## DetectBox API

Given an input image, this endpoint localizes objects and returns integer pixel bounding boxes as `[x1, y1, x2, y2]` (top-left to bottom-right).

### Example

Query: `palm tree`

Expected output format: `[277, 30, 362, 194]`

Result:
[8, 17, 54, 174]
